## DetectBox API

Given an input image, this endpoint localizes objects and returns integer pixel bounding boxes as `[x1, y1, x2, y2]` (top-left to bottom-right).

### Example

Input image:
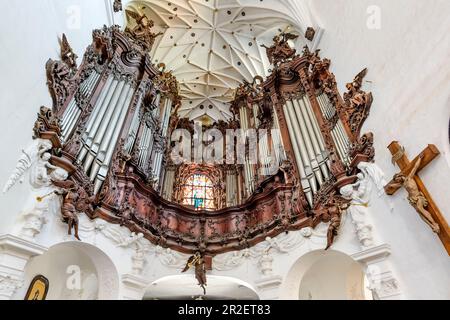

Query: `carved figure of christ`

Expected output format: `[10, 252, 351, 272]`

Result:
[384, 141, 450, 255]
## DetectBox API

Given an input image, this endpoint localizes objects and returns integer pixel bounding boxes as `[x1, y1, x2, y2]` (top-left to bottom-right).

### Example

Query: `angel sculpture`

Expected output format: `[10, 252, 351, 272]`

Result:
[261, 32, 299, 65]
[52, 180, 82, 240]
[343, 68, 373, 110]
[3, 140, 68, 193]
[52, 179, 99, 241]
[182, 252, 207, 295]
[113, 0, 122, 12]
[60, 33, 78, 71]
[125, 10, 163, 51]
[315, 198, 350, 250]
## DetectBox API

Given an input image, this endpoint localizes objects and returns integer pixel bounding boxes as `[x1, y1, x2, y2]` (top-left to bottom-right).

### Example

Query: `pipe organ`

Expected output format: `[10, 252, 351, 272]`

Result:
[51, 26, 181, 196]
[40, 21, 375, 255]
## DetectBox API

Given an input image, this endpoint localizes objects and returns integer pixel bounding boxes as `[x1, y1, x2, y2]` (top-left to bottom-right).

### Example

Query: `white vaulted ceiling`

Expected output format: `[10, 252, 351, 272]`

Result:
[126, 0, 316, 122]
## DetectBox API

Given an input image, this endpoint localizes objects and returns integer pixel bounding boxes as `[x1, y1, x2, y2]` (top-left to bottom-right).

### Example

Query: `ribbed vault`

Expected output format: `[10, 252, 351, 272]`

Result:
[126, 0, 316, 123]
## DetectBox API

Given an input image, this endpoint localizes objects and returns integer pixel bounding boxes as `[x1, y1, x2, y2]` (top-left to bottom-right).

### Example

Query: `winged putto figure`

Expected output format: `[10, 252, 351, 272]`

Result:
[261, 32, 299, 65]
[182, 252, 207, 295]
[125, 10, 163, 51]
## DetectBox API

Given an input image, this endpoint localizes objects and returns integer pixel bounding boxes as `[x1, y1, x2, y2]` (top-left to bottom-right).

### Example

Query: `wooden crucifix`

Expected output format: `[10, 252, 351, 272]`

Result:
[385, 141, 450, 255]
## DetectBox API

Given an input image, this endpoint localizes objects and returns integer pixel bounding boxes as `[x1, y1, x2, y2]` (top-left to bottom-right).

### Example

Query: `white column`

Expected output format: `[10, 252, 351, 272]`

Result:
[0, 235, 47, 300]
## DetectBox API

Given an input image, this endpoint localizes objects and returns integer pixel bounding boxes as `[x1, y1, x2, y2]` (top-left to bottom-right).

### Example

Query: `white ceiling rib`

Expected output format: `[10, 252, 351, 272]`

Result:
[127, 0, 314, 123]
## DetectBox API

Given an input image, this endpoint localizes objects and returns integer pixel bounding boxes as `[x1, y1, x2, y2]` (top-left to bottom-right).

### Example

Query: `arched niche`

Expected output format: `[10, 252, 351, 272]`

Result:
[16, 242, 120, 300]
[143, 275, 260, 300]
[280, 250, 370, 300]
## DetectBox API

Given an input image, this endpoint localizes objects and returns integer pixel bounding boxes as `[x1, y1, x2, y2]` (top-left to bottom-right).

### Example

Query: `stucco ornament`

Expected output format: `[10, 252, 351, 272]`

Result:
[340, 170, 375, 249]
[4, 139, 69, 240]
[99, 224, 151, 275]
[0, 274, 23, 300]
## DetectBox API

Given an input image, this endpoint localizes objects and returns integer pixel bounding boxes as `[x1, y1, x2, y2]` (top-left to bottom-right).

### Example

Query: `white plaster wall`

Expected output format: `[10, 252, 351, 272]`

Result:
[307, 0, 450, 299]
[0, 0, 114, 234]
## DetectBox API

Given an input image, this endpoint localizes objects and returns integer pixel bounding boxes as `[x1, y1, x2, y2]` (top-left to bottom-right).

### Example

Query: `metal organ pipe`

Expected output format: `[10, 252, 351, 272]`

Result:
[271, 106, 286, 165]
[78, 76, 116, 162]
[93, 87, 135, 193]
[302, 96, 329, 168]
[162, 169, 175, 201]
[239, 106, 255, 195]
[82, 80, 126, 172]
[161, 98, 172, 137]
[125, 94, 143, 154]
[226, 172, 238, 207]
[61, 71, 101, 142]
[296, 97, 330, 180]
[284, 100, 318, 194]
[90, 84, 134, 181]
[283, 103, 313, 206]
[317, 94, 351, 166]
[291, 98, 324, 186]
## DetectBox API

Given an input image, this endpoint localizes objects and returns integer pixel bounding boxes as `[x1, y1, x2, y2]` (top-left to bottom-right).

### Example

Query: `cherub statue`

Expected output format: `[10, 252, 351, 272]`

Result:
[261, 32, 299, 65]
[53, 180, 82, 241]
[52, 179, 99, 240]
[125, 10, 163, 51]
[279, 159, 294, 184]
[33, 149, 59, 187]
[389, 154, 440, 233]
[60, 34, 78, 71]
[325, 211, 341, 250]
[182, 252, 207, 295]
[316, 198, 350, 250]
[113, 0, 122, 12]
[343, 68, 373, 110]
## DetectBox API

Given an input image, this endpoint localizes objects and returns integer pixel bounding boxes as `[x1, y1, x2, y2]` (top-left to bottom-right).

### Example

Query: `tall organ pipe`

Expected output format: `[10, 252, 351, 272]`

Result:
[283, 103, 313, 206]
[78, 76, 116, 162]
[284, 101, 318, 194]
[82, 80, 126, 172]
[89, 85, 133, 181]
[291, 99, 324, 186]
[297, 97, 330, 180]
[62, 72, 101, 141]
[94, 87, 135, 193]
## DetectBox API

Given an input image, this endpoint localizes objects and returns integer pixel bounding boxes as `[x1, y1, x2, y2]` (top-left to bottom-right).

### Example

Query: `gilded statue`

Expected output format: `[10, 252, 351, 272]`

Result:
[389, 154, 440, 233]
[182, 252, 207, 295]
[125, 10, 163, 51]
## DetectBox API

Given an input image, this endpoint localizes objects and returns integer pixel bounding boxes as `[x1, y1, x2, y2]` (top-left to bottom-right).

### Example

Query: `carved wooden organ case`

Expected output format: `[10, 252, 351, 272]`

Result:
[38, 26, 375, 256]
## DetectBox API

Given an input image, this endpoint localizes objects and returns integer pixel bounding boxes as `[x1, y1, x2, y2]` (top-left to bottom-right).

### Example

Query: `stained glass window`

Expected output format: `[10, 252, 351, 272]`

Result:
[181, 174, 215, 210]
